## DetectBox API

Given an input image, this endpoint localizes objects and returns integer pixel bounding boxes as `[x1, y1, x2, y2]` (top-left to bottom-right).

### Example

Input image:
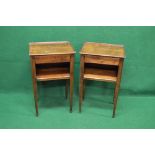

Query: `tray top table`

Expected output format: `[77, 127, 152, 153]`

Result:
[29, 41, 75, 116]
[79, 42, 125, 117]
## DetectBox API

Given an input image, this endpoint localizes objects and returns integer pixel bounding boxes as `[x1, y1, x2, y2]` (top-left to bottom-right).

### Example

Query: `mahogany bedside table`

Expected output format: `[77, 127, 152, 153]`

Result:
[29, 41, 75, 116]
[79, 42, 125, 117]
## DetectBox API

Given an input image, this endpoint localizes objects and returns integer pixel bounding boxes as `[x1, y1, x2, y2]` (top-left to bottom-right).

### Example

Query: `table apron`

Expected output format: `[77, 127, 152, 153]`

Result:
[34, 55, 71, 64]
[84, 55, 120, 66]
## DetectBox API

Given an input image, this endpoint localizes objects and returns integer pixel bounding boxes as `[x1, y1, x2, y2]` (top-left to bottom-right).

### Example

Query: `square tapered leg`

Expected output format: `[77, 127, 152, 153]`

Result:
[79, 55, 84, 112]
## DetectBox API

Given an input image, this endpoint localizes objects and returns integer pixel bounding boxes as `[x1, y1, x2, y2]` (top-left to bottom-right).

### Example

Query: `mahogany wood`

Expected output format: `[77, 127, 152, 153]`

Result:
[69, 55, 74, 112]
[84, 55, 119, 66]
[79, 55, 84, 112]
[79, 42, 125, 117]
[84, 68, 117, 82]
[29, 41, 75, 116]
[35, 55, 70, 64]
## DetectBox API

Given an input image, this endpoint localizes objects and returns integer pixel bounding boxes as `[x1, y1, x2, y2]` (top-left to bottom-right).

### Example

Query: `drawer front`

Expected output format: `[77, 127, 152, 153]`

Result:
[84, 55, 120, 66]
[34, 55, 70, 64]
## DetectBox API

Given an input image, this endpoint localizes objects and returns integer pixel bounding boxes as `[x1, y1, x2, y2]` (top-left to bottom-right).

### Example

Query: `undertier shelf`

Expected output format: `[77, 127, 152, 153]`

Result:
[36, 67, 70, 81]
[84, 68, 117, 82]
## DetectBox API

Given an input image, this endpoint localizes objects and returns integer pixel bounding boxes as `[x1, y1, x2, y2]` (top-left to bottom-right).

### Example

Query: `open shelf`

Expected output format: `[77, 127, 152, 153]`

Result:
[36, 63, 70, 81]
[84, 63, 118, 82]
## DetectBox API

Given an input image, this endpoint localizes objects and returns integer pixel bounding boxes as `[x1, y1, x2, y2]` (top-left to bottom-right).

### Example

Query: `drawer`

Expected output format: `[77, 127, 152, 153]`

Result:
[84, 55, 120, 66]
[34, 55, 70, 64]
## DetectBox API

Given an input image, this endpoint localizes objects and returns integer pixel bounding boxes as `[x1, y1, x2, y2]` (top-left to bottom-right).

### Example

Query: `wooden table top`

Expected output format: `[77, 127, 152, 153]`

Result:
[80, 42, 125, 58]
[29, 41, 75, 56]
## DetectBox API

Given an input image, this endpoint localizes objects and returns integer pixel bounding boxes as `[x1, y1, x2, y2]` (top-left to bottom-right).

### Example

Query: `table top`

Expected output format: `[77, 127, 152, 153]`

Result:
[29, 41, 75, 56]
[80, 42, 125, 58]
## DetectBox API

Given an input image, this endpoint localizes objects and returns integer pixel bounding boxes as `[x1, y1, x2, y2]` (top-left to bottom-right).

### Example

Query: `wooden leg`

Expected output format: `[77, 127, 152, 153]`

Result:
[70, 78, 73, 112]
[79, 78, 83, 112]
[82, 80, 85, 101]
[69, 55, 74, 112]
[65, 80, 68, 99]
[79, 55, 84, 112]
[31, 57, 39, 117]
[112, 59, 124, 118]
[112, 82, 120, 118]
[32, 79, 39, 116]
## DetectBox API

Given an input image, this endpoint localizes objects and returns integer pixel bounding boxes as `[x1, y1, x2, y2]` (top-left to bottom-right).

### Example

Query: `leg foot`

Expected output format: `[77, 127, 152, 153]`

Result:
[36, 112, 39, 117]
[112, 112, 115, 118]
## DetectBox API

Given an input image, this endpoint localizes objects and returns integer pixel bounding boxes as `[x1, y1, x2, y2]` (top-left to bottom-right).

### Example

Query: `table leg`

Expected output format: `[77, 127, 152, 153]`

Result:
[70, 55, 74, 112]
[31, 57, 39, 116]
[79, 55, 84, 112]
[33, 79, 38, 116]
[83, 80, 85, 101]
[112, 59, 124, 118]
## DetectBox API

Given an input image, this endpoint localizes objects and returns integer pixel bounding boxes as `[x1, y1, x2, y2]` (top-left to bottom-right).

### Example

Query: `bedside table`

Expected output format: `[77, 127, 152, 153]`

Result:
[29, 41, 75, 116]
[79, 42, 125, 117]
